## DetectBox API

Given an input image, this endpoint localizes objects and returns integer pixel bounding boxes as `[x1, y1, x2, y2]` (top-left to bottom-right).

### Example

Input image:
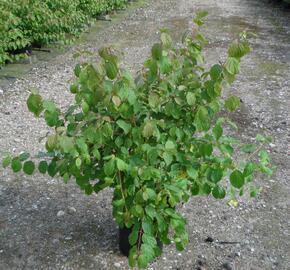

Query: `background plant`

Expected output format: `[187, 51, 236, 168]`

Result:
[0, 0, 130, 66]
[2, 12, 273, 269]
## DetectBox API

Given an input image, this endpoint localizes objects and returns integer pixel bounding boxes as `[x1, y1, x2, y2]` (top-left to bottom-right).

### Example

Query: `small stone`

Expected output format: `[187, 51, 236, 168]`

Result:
[68, 207, 76, 214]
[197, 259, 206, 266]
[235, 252, 241, 257]
[205, 236, 214, 243]
[269, 143, 276, 148]
[52, 239, 60, 245]
[222, 262, 233, 270]
[57, 210, 65, 217]
[114, 262, 121, 267]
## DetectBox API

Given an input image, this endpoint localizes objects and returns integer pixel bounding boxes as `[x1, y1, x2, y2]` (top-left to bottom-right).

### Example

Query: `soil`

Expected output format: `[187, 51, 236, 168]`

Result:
[0, 0, 290, 269]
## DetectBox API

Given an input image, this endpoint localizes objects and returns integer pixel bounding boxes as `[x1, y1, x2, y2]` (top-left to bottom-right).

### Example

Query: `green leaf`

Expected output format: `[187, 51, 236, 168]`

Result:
[23, 161, 35, 175]
[44, 110, 59, 127]
[137, 254, 149, 269]
[213, 124, 223, 140]
[129, 225, 139, 245]
[38, 161, 48, 174]
[102, 123, 113, 138]
[225, 96, 241, 112]
[2, 156, 12, 168]
[161, 32, 172, 47]
[46, 135, 57, 152]
[92, 147, 101, 160]
[250, 186, 260, 198]
[47, 161, 58, 177]
[230, 170, 245, 189]
[70, 84, 78, 94]
[151, 43, 163, 60]
[105, 61, 118, 80]
[27, 93, 43, 117]
[195, 106, 210, 131]
[186, 92, 196, 106]
[202, 183, 212, 195]
[225, 57, 240, 75]
[259, 150, 270, 165]
[196, 10, 208, 19]
[165, 102, 181, 119]
[116, 120, 131, 135]
[187, 167, 198, 179]
[104, 159, 115, 176]
[128, 247, 137, 267]
[43, 101, 57, 112]
[256, 134, 272, 143]
[243, 162, 256, 177]
[212, 185, 226, 199]
[241, 144, 257, 153]
[194, 10, 208, 26]
[260, 166, 273, 176]
[156, 213, 167, 233]
[76, 138, 88, 154]
[145, 205, 156, 219]
[81, 101, 89, 114]
[142, 218, 153, 235]
[228, 41, 250, 59]
[208, 168, 223, 183]
[11, 158, 22, 172]
[116, 158, 128, 171]
[210, 64, 222, 80]
[163, 152, 173, 166]
[132, 204, 144, 217]
[148, 93, 160, 108]
[85, 185, 93, 195]
[74, 64, 81, 77]
[220, 144, 234, 155]
[59, 136, 74, 153]
[145, 188, 157, 201]
[141, 243, 155, 260]
[191, 182, 200, 195]
[76, 157, 82, 168]
[112, 95, 121, 107]
[199, 143, 213, 156]
[18, 152, 30, 162]
[165, 140, 175, 150]
[142, 233, 157, 246]
[112, 198, 125, 208]
[142, 122, 154, 138]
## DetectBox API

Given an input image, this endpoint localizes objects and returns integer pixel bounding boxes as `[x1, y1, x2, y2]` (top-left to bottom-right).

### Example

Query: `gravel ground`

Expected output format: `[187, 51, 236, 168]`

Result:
[0, 0, 290, 269]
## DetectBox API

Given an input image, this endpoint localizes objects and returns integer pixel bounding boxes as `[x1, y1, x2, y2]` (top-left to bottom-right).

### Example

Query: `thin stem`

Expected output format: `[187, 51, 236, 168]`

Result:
[246, 143, 266, 161]
[137, 227, 143, 255]
[118, 170, 128, 213]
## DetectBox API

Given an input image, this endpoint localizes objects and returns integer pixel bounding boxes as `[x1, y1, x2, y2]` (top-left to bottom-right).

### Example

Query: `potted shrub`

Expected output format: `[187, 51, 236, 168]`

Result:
[2, 12, 273, 269]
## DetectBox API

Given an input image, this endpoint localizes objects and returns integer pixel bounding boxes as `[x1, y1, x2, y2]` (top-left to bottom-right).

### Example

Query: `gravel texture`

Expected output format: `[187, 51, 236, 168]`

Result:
[0, 0, 290, 269]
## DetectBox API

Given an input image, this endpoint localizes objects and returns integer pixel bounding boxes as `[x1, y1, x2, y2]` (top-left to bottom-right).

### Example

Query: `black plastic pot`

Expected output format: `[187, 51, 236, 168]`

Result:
[119, 227, 163, 257]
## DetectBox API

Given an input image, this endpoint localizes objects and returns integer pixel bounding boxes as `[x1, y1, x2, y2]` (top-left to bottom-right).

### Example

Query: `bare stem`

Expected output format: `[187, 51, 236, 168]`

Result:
[118, 170, 129, 213]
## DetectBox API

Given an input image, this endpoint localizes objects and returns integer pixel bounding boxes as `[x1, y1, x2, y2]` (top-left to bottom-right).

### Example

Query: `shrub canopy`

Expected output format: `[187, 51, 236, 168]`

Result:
[0, 0, 129, 65]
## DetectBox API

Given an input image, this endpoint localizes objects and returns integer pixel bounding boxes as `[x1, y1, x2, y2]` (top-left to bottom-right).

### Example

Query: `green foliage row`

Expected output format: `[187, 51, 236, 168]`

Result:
[0, 0, 129, 66]
[3, 12, 274, 269]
